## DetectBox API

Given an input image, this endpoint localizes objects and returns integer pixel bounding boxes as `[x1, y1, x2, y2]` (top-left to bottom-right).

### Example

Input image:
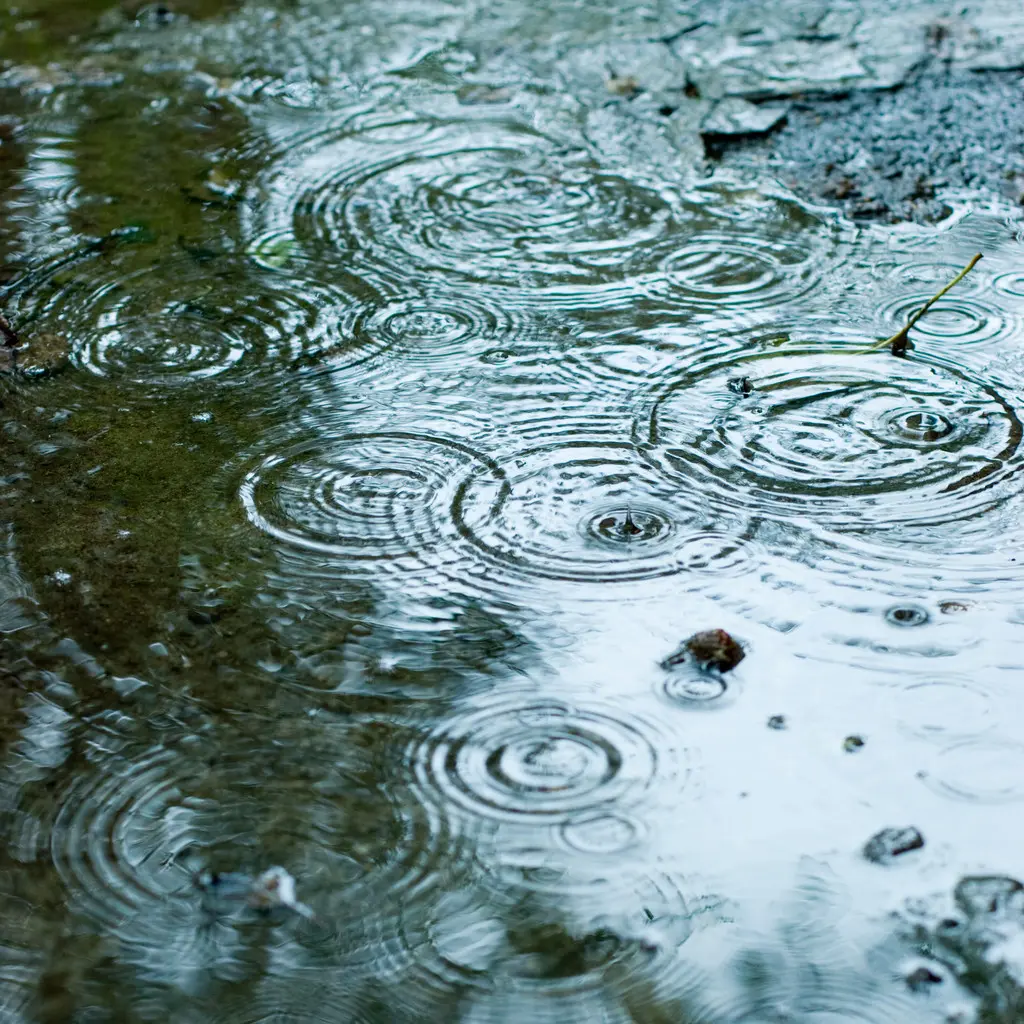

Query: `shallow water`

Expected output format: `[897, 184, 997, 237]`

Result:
[2, 1, 1024, 1021]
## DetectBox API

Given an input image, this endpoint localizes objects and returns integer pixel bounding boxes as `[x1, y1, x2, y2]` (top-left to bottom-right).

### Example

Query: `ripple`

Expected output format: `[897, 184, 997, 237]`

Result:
[692, 947, 921, 1024]
[382, 160, 667, 286]
[675, 531, 761, 576]
[921, 738, 1024, 803]
[241, 431, 502, 578]
[659, 669, 731, 709]
[642, 188, 832, 314]
[557, 812, 645, 855]
[48, 746, 194, 928]
[993, 270, 1024, 299]
[888, 260, 986, 294]
[253, 116, 676, 297]
[388, 854, 698, 1003]
[250, 114, 840, 313]
[266, 593, 540, 700]
[876, 293, 1016, 349]
[7, 250, 376, 386]
[452, 440, 720, 588]
[884, 605, 930, 627]
[33, 723, 424, 942]
[355, 290, 530, 365]
[551, 318, 755, 400]
[647, 233, 819, 312]
[411, 696, 680, 825]
[894, 677, 993, 742]
[638, 351, 1023, 535]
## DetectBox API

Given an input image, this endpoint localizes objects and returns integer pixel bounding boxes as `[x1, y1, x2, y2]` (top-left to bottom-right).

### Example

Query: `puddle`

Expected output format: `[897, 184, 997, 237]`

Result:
[1, 1, 1024, 1021]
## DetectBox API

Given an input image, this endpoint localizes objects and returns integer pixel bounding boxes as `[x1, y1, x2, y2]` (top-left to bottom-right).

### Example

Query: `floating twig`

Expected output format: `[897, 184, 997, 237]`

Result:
[867, 253, 983, 357]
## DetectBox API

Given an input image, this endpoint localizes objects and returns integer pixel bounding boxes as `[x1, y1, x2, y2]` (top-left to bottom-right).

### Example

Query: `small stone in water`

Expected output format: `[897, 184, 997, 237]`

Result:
[701, 98, 789, 138]
[863, 826, 924, 864]
[606, 75, 641, 99]
[843, 734, 865, 752]
[19, 332, 71, 376]
[195, 866, 315, 919]
[767, 715, 787, 730]
[247, 867, 315, 918]
[663, 629, 745, 672]
[954, 875, 1024, 917]
[727, 376, 754, 396]
[906, 965, 943, 990]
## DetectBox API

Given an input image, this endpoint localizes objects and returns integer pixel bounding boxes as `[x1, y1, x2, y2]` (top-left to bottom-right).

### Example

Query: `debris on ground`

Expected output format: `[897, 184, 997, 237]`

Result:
[863, 826, 925, 864]
[939, 600, 971, 615]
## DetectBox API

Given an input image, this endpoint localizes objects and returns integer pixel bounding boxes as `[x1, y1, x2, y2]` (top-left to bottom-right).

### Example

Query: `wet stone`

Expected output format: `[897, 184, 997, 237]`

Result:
[905, 965, 944, 990]
[954, 875, 1024, 919]
[701, 98, 789, 138]
[18, 332, 71, 377]
[663, 629, 745, 673]
[863, 826, 925, 864]
[195, 866, 315, 919]
[727, 376, 754, 396]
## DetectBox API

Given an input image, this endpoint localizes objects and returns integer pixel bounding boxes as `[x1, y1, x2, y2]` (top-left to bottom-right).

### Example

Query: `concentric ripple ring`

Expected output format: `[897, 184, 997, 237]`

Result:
[451, 440, 723, 586]
[410, 697, 674, 824]
[241, 432, 503, 573]
[637, 351, 1022, 535]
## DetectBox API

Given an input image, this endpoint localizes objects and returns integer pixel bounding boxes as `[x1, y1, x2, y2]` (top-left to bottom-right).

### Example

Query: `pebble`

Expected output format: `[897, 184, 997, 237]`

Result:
[863, 826, 924, 864]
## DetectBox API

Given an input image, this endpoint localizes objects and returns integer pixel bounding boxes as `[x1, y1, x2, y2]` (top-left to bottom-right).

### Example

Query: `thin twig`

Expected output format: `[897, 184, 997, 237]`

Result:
[867, 253, 983, 356]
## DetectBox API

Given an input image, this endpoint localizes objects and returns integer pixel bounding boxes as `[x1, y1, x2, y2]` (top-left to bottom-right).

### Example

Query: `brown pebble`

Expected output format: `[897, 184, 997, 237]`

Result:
[663, 629, 745, 672]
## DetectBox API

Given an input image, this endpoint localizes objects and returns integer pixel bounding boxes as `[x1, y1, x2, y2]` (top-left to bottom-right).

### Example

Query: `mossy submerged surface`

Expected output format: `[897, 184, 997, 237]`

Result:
[2, 1, 1024, 1021]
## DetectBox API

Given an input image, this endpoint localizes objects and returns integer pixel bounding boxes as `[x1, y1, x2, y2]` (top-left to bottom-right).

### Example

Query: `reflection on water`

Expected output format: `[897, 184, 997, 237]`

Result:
[2, 0, 1024, 1021]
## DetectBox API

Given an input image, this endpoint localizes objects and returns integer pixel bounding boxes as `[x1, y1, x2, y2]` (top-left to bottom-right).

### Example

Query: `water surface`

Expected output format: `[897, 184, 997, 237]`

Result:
[2, 1, 1024, 1021]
